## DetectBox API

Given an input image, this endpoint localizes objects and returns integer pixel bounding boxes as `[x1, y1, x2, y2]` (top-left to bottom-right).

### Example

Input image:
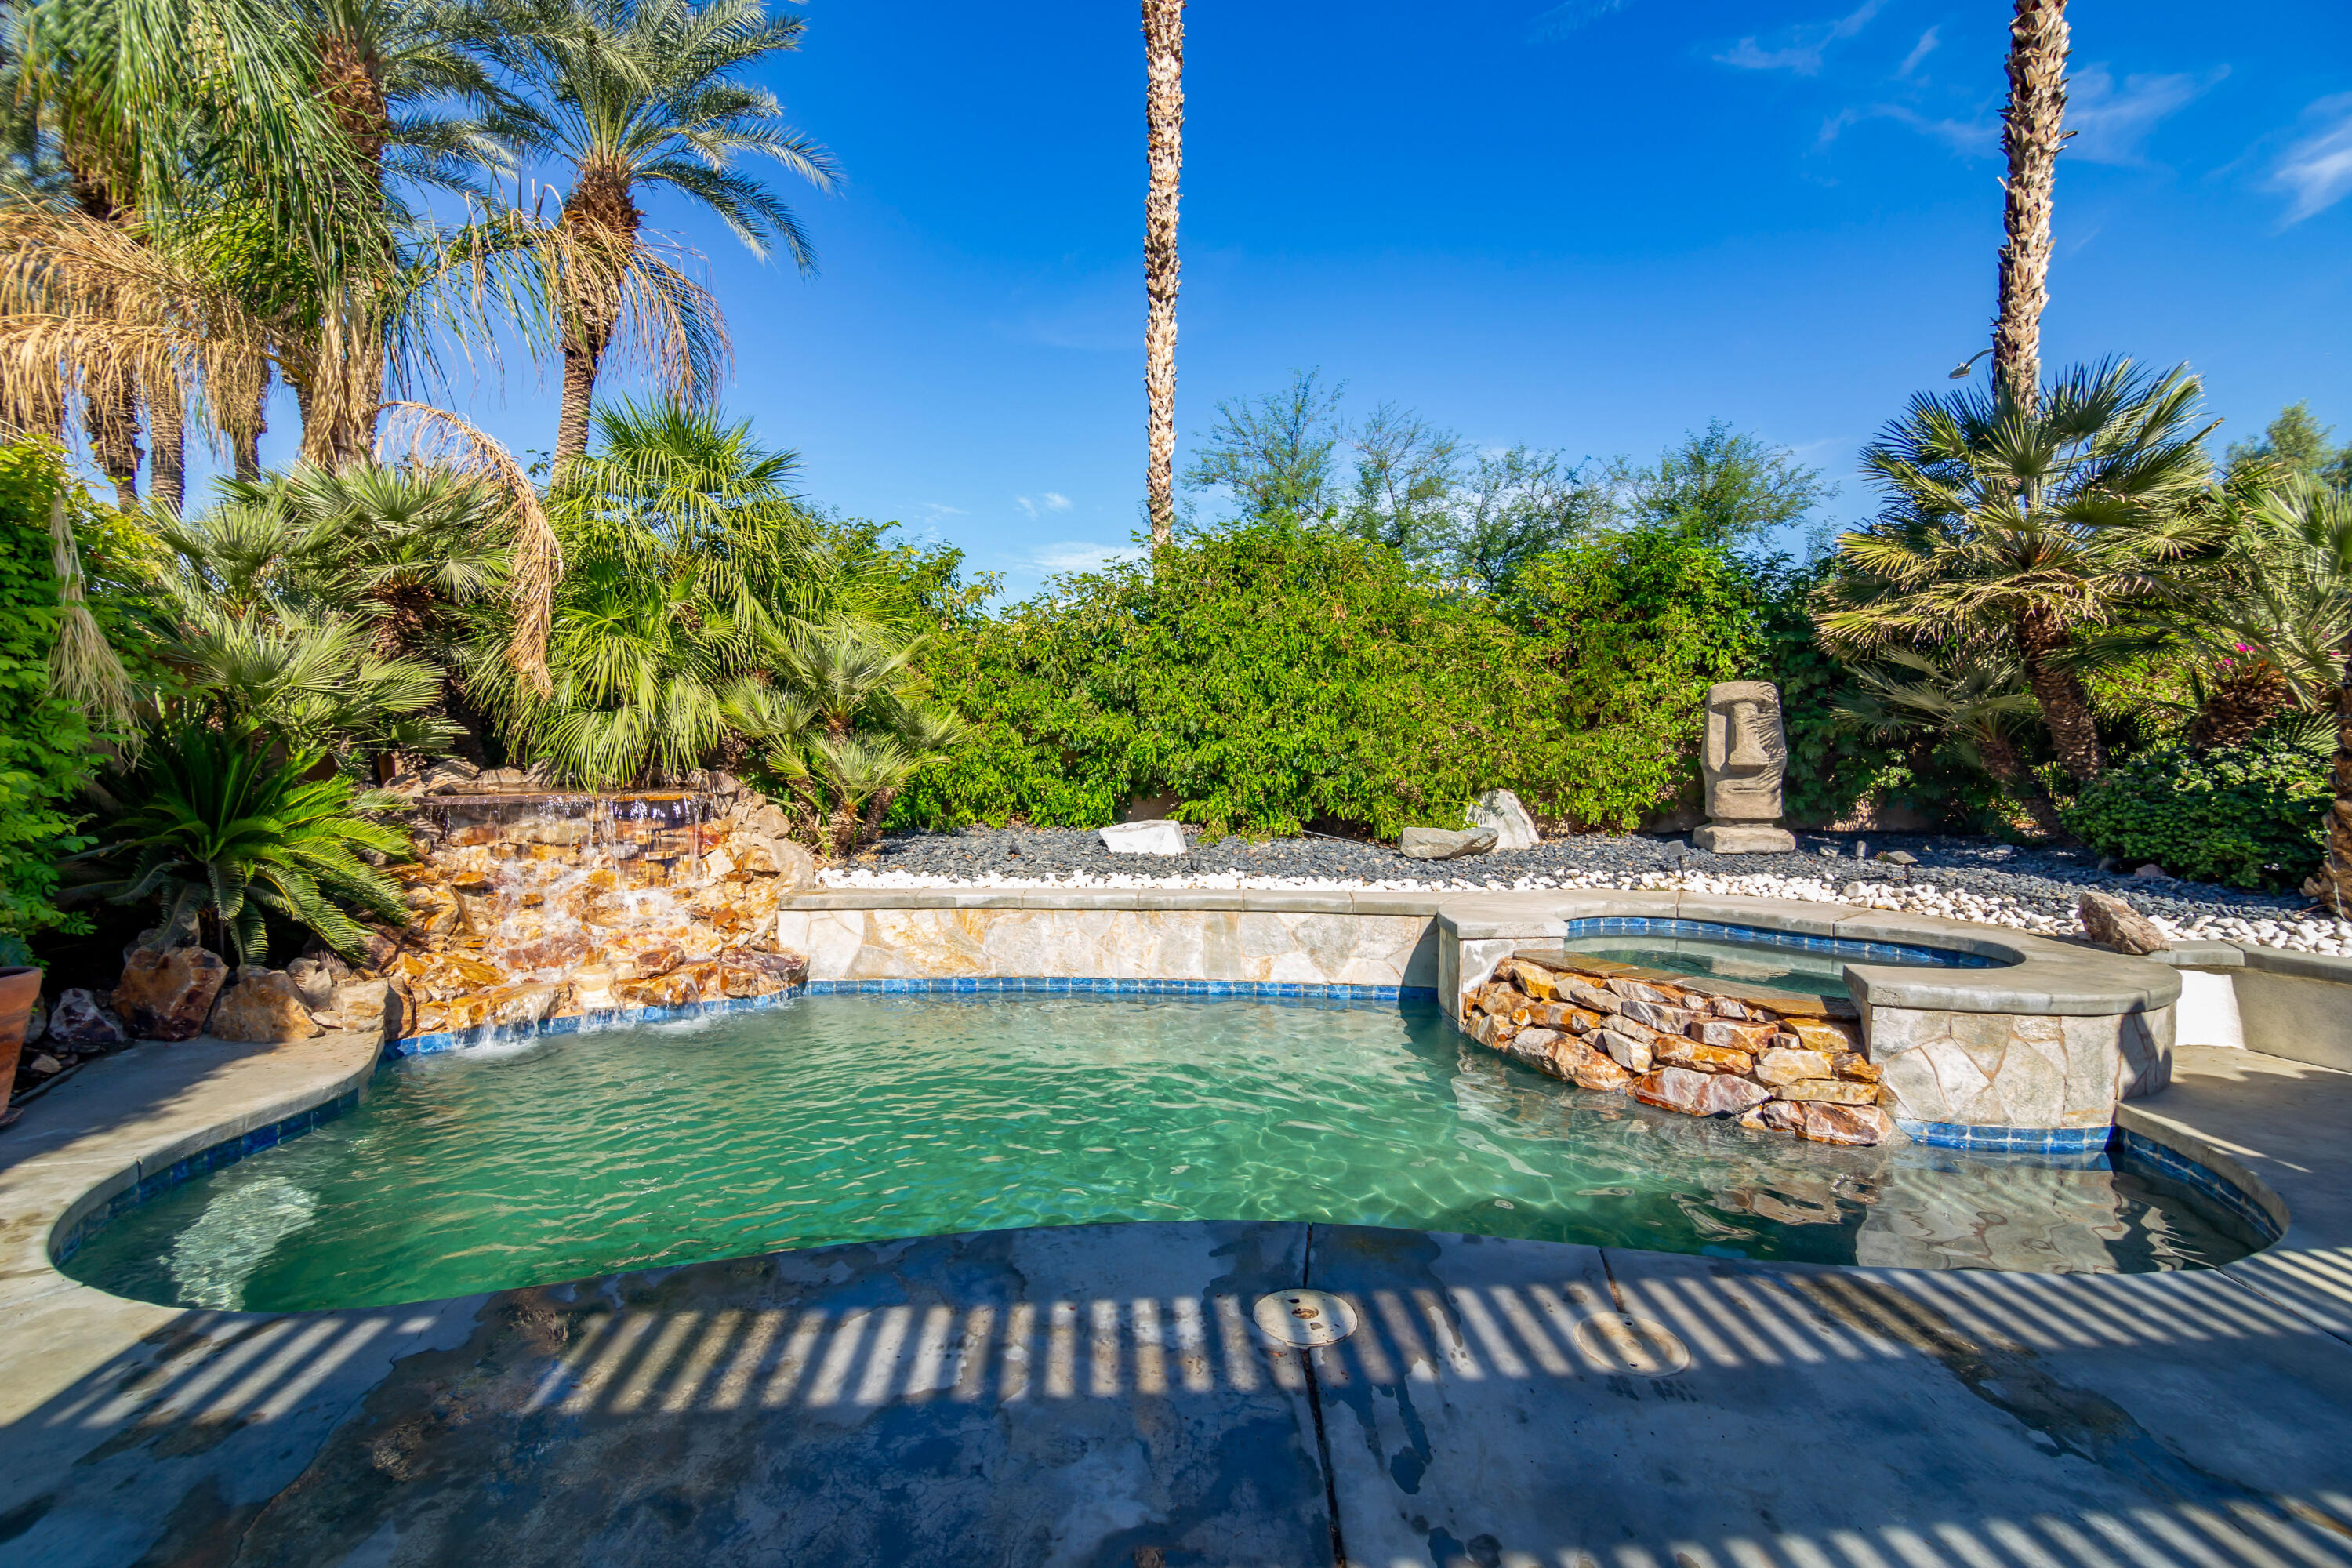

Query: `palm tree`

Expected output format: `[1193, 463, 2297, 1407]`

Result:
[472, 0, 837, 469]
[89, 721, 412, 964]
[1993, 0, 2069, 411]
[2160, 479, 2352, 913]
[478, 398, 830, 783]
[1834, 644, 2064, 838]
[1818, 360, 2221, 783]
[1142, 0, 1182, 547]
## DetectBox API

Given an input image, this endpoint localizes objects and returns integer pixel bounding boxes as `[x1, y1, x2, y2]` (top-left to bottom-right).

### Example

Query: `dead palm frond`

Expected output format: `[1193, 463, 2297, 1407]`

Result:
[378, 400, 561, 693]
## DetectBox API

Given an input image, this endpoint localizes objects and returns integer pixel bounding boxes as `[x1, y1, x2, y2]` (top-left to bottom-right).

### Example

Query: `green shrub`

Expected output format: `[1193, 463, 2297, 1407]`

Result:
[2062, 739, 2329, 889]
[898, 518, 1766, 838]
[0, 442, 98, 964]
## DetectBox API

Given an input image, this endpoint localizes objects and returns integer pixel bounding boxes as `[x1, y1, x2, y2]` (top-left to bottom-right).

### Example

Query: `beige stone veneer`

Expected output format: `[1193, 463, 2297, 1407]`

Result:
[786, 887, 2182, 1131]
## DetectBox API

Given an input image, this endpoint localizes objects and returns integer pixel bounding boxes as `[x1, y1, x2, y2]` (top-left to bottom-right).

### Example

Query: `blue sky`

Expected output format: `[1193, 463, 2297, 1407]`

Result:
[289, 1, 2352, 595]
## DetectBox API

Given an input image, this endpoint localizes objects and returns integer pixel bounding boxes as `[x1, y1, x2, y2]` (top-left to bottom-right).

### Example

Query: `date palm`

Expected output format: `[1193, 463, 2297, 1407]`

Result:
[1818, 360, 2221, 782]
[472, 0, 836, 469]
[1142, 0, 1182, 546]
[1992, 0, 2069, 410]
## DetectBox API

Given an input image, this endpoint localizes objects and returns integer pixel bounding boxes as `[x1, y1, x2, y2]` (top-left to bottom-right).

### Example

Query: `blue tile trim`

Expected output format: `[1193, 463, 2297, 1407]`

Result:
[1896, 1120, 2114, 1155]
[49, 1087, 365, 1266]
[1563, 916, 1995, 970]
[2111, 1127, 2283, 1243]
[1893, 1120, 2281, 1245]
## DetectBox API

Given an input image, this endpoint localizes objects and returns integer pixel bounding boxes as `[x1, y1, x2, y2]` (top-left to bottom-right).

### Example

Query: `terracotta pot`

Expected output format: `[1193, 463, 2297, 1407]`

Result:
[0, 965, 42, 1119]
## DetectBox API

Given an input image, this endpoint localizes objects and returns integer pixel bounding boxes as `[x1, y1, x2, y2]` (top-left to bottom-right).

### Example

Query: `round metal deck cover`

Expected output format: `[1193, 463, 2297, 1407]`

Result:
[1253, 1290, 1359, 1347]
[1573, 1312, 1691, 1377]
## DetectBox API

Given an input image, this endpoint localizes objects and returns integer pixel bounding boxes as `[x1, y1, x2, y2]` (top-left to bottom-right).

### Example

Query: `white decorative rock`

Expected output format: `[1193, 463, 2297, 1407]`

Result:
[1099, 820, 1188, 856]
[1467, 789, 1539, 851]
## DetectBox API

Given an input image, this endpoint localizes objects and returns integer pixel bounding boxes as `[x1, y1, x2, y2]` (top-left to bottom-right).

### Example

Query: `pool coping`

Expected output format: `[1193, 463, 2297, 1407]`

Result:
[789, 885, 2181, 1016]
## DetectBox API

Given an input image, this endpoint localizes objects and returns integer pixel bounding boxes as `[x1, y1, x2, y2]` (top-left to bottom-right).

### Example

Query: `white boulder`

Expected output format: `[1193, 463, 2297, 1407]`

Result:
[1467, 789, 1539, 851]
[1098, 820, 1189, 856]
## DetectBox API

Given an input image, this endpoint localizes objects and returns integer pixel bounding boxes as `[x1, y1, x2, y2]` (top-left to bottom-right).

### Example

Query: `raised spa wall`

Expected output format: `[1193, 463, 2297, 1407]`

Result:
[780, 887, 2183, 1147]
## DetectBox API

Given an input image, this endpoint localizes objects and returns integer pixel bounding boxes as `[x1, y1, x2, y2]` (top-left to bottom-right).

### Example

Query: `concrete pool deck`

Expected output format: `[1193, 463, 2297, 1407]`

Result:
[2, 1030, 2350, 1565]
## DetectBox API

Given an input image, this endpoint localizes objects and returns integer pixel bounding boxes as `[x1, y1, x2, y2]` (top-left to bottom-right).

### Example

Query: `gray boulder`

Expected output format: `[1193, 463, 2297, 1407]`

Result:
[1399, 826, 1498, 861]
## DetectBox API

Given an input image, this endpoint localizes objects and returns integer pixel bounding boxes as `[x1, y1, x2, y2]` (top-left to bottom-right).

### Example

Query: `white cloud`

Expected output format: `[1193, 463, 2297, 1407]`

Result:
[2269, 93, 2352, 223]
[1528, 0, 1632, 42]
[2066, 65, 2224, 165]
[1820, 103, 1996, 158]
[1717, 0, 1886, 77]
[1896, 26, 1938, 80]
[1030, 541, 1145, 576]
[1016, 493, 1075, 520]
[1041, 492, 1071, 511]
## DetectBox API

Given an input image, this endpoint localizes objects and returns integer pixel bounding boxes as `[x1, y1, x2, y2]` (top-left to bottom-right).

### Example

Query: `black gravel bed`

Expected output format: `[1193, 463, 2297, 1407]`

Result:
[862, 826, 2332, 930]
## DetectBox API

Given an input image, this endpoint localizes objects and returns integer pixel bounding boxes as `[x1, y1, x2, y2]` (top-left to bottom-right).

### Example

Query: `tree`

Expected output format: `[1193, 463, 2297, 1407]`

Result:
[1834, 644, 2063, 838]
[1614, 420, 1831, 551]
[2163, 479, 2352, 913]
[474, 0, 837, 469]
[1142, 0, 1181, 548]
[1818, 360, 2221, 783]
[1338, 403, 1461, 560]
[2224, 402, 2352, 490]
[1993, 0, 2069, 411]
[1435, 445, 1613, 596]
[1180, 368, 1344, 523]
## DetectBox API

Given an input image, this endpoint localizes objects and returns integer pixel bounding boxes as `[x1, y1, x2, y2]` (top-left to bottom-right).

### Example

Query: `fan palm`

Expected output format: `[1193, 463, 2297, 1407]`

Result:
[761, 623, 969, 855]
[1817, 359, 2222, 782]
[1834, 645, 2063, 839]
[88, 721, 412, 963]
[2164, 479, 2352, 912]
[469, 0, 836, 467]
[479, 399, 832, 783]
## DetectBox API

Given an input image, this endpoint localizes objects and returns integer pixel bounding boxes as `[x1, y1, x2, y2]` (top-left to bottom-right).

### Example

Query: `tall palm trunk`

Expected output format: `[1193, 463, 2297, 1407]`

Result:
[2016, 602, 2103, 781]
[70, 171, 142, 506]
[2187, 662, 2292, 751]
[310, 28, 393, 470]
[1975, 724, 2069, 840]
[1993, 0, 2068, 413]
[554, 172, 641, 471]
[1142, 0, 1183, 548]
[147, 376, 187, 513]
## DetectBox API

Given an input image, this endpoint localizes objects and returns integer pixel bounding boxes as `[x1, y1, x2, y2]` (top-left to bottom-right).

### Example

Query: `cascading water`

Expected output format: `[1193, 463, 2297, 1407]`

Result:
[383, 786, 804, 1039]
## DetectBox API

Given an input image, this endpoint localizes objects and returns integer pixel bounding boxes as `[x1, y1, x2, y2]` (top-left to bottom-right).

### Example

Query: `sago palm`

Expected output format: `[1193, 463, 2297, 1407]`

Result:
[1817, 359, 2221, 782]
[89, 722, 413, 964]
[470, 0, 837, 466]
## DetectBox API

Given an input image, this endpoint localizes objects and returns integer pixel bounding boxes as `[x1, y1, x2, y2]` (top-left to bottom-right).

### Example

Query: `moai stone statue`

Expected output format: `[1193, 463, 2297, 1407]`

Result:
[1691, 681, 1796, 854]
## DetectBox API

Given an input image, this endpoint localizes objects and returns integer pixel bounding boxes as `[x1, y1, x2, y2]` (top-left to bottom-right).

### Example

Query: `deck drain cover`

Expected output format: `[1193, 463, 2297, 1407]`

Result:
[1253, 1290, 1359, 1347]
[1573, 1313, 1691, 1377]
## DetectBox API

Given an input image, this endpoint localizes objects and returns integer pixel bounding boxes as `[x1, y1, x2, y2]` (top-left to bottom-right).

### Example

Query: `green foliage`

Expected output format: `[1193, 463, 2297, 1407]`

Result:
[2062, 739, 2329, 890]
[902, 518, 1768, 839]
[2224, 401, 2352, 491]
[87, 723, 414, 965]
[1613, 419, 1834, 550]
[0, 443, 96, 956]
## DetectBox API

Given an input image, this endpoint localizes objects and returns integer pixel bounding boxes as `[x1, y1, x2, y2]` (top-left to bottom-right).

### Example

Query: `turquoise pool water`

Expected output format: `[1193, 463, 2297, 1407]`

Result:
[62, 995, 2253, 1312]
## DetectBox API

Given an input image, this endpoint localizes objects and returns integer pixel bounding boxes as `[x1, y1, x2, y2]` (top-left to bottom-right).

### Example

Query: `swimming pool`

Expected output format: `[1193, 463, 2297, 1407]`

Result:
[60, 994, 2252, 1311]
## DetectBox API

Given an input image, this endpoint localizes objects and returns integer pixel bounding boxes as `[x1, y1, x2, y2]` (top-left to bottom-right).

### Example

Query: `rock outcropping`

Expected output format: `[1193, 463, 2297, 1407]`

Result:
[1463, 949, 1900, 1145]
